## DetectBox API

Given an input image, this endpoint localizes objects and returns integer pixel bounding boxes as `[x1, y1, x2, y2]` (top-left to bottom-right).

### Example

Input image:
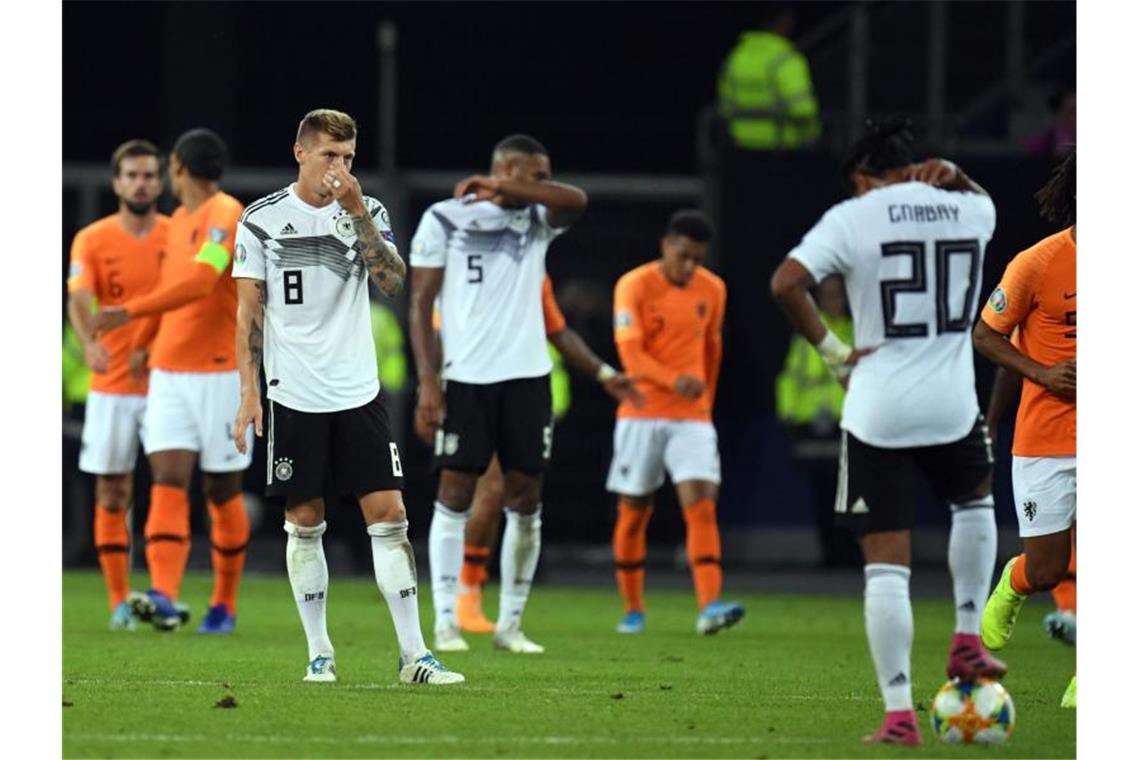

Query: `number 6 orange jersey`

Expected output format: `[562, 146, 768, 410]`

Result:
[67, 214, 169, 394]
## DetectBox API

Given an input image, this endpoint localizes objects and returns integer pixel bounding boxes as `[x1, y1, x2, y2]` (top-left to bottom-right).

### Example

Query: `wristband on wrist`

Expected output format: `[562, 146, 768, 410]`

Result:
[815, 329, 853, 367]
[595, 363, 618, 382]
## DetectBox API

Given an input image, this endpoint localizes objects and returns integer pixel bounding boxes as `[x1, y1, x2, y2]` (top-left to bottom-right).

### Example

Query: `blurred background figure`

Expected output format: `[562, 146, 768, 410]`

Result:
[775, 275, 858, 566]
[717, 2, 821, 150]
[1024, 85, 1075, 157]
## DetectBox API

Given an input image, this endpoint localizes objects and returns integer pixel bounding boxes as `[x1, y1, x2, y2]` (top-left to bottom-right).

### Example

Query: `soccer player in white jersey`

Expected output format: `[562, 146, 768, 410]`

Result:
[770, 119, 1007, 746]
[231, 109, 462, 685]
[409, 134, 588, 654]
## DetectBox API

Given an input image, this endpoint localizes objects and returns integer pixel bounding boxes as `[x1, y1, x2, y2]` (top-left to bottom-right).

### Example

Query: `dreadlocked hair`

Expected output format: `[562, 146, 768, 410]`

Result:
[840, 115, 915, 178]
[1034, 151, 1076, 227]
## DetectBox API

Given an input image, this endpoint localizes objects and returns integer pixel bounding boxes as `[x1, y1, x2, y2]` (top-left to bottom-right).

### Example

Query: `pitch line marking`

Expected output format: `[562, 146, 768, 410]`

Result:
[64, 677, 873, 701]
[69, 732, 834, 746]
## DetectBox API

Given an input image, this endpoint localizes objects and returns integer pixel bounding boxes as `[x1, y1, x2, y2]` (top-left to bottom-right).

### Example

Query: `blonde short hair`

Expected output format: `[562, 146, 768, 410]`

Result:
[296, 109, 357, 145]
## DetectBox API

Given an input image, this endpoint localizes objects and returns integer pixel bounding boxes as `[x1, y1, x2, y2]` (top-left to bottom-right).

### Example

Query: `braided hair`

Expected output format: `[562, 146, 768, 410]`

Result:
[1034, 151, 1076, 227]
[840, 116, 915, 178]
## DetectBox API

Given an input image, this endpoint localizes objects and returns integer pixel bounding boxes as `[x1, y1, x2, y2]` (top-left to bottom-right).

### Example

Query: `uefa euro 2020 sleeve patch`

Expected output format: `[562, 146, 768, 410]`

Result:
[988, 286, 1006, 313]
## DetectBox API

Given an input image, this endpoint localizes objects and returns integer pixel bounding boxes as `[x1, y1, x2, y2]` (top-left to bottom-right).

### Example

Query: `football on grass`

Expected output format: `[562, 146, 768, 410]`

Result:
[930, 677, 1015, 744]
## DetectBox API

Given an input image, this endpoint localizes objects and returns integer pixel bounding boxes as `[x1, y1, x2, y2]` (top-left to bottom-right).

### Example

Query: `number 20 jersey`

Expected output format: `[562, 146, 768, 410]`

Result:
[788, 181, 996, 448]
[232, 184, 396, 413]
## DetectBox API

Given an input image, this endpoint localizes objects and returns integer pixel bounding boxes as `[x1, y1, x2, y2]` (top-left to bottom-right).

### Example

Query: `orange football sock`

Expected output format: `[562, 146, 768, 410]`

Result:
[1051, 535, 1077, 611]
[208, 495, 250, 614]
[1010, 553, 1035, 596]
[94, 505, 130, 609]
[613, 500, 653, 613]
[144, 484, 191, 600]
[461, 544, 491, 589]
[683, 498, 722, 609]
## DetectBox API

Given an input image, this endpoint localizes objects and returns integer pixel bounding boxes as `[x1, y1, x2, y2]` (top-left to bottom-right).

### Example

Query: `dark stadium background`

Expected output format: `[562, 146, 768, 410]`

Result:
[62, 1, 1076, 575]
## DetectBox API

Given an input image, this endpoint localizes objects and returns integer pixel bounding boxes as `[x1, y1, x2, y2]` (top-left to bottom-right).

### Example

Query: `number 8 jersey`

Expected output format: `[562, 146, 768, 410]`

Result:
[788, 181, 996, 447]
[232, 183, 396, 413]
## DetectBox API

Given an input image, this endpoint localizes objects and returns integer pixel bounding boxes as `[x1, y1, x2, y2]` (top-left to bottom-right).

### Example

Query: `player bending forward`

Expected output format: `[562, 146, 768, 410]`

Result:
[233, 109, 462, 685]
[771, 119, 1006, 745]
[607, 210, 744, 635]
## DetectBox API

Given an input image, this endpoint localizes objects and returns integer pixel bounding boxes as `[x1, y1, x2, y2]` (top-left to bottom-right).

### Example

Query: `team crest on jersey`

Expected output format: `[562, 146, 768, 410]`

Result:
[444, 433, 460, 456]
[697, 302, 708, 319]
[988, 286, 1007, 313]
[508, 212, 531, 234]
[69, 262, 82, 279]
[615, 310, 633, 329]
[334, 215, 355, 238]
[274, 457, 295, 482]
[235, 243, 247, 265]
[209, 226, 228, 244]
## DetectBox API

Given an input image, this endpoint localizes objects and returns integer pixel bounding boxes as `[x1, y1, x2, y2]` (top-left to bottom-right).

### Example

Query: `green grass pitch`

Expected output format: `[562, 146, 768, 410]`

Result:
[63, 570, 1075, 758]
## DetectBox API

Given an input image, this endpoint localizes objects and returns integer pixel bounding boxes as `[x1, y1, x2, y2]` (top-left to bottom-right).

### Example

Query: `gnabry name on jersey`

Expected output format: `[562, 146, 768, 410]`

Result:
[887, 203, 961, 223]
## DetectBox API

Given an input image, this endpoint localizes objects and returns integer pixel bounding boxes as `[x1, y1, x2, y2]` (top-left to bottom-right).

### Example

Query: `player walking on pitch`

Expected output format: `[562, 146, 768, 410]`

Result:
[232, 109, 462, 685]
[409, 134, 588, 654]
[68, 139, 167, 629]
[95, 129, 250, 634]
[606, 210, 744, 636]
[770, 119, 1007, 745]
[975, 151, 1077, 708]
[441, 275, 644, 632]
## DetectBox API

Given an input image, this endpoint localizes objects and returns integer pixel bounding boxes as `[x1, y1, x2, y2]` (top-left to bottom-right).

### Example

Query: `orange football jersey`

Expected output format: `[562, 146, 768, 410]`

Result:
[67, 214, 168, 394]
[612, 262, 726, 421]
[148, 192, 244, 372]
[981, 227, 1076, 456]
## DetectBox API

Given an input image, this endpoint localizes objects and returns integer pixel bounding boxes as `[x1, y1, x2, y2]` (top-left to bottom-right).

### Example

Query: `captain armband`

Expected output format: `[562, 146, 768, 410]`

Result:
[194, 241, 232, 274]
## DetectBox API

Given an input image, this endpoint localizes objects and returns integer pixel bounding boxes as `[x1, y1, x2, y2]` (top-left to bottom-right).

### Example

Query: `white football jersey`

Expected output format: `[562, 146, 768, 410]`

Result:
[232, 184, 396, 413]
[409, 198, 566, 384]
[789, 181, 996, 448]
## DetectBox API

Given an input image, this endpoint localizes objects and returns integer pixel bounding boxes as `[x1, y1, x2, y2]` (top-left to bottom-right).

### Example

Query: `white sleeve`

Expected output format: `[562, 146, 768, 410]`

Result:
[969, 193, 997, 239]
[787, 205, 851, 282]
[409, 208, 449, 268]
[232, 220, 267, 280]
[535, 204, 568, 239]
[366, 197, 400, 254]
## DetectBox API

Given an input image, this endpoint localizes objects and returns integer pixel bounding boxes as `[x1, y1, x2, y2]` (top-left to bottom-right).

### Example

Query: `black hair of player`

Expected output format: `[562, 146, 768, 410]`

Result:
[172, 128, 228, 181]
[493, 134, 549, 158]
[666, 209, 713, 243]
[840, 116, 915, 178]
[1034, 150, 1076, 227]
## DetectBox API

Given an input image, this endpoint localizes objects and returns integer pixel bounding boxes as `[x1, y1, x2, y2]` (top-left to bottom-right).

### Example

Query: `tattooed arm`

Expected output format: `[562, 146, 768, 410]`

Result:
[319, 165, 406, 297]
[352, 212, 407, 297]
[233, 277, 266, 453]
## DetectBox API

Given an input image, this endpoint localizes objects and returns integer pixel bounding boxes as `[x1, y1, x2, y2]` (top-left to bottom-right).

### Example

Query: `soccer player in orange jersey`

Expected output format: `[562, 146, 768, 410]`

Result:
[95, 129, 250, 633]
[984, 341, 1076, 646]
[975, 152, 1077, 682]
[67, 140, 167, 630]
[449, 275, 643, 633]
[607, 209, 744, 635]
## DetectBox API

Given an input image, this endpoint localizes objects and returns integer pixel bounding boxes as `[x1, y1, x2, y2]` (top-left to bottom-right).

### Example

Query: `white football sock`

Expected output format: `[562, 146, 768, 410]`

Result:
[948, 498, 997, 634]
[428, 501, 468, 633]
[284, 521, 333, 661]
[497, 506, 542, 633]
[367, 520, 428, 662]
[864, 563, 914, 712]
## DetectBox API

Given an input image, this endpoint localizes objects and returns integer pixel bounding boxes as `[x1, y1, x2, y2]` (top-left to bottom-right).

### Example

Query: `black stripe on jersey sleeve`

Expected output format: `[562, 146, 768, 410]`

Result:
[241, 220, 271, 242]
[240, 188, 290, 222]
[430, 209, 457, 235]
